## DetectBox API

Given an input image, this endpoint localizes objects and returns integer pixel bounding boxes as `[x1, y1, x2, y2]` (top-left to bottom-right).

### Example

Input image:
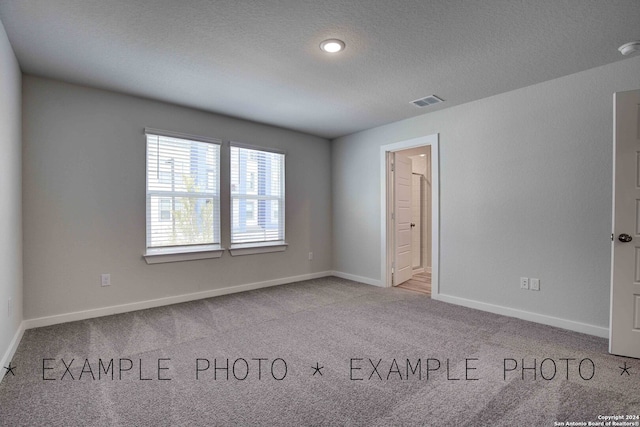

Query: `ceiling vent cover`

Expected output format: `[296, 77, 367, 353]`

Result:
[411, 95, 444, 108]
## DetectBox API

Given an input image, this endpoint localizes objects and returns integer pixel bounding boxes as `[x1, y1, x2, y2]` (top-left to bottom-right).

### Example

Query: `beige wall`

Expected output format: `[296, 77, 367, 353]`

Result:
[332, 56, 640, 330]
[0, 18, 22, 362]
[22, 76, 332, 319]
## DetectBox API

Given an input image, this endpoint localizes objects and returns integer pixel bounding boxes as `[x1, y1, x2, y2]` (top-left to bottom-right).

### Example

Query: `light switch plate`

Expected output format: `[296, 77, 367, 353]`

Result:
[530, 278, 540, 291]
[101, 274, 111, 287]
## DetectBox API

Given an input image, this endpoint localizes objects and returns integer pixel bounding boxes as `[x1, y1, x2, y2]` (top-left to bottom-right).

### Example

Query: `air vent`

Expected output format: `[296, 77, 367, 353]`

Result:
[411, 95, 444, 108]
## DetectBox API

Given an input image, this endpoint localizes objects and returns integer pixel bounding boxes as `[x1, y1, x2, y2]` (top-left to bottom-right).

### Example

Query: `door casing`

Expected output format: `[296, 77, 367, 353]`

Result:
[380, 134, 439, 295]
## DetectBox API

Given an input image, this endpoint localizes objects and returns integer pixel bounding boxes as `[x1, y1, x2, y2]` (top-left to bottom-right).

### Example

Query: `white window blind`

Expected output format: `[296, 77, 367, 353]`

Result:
[146, 131, 220, 249]
[230, 145, 285, 245]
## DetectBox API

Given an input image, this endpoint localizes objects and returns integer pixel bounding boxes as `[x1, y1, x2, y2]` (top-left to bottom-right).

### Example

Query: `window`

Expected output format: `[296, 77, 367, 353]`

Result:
[230, 144, 285, 247]
[159, 198, 172, 221]
[145, 129, 222, 261]
[245, 201, 255, 220]
[159, 171, 172, 184]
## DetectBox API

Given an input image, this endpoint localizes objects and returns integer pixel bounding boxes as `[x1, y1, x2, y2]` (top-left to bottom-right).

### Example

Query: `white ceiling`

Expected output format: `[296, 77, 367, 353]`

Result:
[1, 1, 639, 139]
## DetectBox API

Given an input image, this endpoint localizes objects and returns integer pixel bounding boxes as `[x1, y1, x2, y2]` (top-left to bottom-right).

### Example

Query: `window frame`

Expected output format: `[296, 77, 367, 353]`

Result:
[143, 128, 224, 264]
[228, 141, 287, 256]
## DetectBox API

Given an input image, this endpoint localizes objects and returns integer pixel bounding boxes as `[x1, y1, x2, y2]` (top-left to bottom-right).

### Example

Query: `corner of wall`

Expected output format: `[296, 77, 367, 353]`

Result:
[0, 16, 24, 381]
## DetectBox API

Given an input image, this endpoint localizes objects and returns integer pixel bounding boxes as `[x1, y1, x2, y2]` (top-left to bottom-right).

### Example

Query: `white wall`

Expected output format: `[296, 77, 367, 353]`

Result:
[22, 76, 332, 319]
[0, 18, 23, 364]
[332, 56, 640, 330]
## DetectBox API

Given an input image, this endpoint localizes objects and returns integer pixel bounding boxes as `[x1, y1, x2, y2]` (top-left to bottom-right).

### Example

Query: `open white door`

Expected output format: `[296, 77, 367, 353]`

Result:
[394, 152, 413, 286]
[611, 89, 640, 359]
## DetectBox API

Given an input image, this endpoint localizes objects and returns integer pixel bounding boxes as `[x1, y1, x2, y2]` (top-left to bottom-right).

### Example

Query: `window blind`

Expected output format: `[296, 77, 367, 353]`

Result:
[146, 132, 220, 249]
[230, 145, 285, 245]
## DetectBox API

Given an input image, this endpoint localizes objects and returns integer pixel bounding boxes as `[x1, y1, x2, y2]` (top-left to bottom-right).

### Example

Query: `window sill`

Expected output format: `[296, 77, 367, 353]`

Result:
[143, 245, 224, 264]
[229, 242, 288, 256]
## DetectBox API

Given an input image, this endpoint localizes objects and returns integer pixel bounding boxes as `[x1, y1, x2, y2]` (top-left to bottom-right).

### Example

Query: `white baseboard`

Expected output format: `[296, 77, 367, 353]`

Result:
[24, 271, 333, 330]
[12, 271, 608, 369]
[0, 321, 25, 382]
[331, 271, 383, 287]
[434, 293, 609, 338]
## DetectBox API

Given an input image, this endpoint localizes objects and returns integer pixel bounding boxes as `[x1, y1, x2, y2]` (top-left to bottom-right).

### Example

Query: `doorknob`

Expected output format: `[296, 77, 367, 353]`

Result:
[410, 223, 416, 228]
[618, 233, 633, 243]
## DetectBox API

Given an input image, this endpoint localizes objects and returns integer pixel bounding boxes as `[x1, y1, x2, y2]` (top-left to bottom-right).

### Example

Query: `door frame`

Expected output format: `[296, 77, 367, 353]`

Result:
[380, 134, 439, 295]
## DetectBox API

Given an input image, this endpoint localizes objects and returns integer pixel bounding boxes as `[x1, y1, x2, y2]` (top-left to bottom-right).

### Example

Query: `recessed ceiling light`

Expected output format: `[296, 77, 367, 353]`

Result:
[619, 41, 640, 56]
[320, 39, 345, 53]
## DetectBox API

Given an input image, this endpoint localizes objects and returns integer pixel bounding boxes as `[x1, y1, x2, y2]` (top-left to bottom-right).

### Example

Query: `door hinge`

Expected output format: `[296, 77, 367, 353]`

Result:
[391, 272, 394, 286]
[391, 162, 395, 172]
[391, 212, 395, 220]
[611, 233, 614, 241]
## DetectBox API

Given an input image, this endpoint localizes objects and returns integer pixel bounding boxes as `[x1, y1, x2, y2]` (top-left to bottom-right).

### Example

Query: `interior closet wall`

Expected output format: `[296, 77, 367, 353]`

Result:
[409, 146, 431, 271]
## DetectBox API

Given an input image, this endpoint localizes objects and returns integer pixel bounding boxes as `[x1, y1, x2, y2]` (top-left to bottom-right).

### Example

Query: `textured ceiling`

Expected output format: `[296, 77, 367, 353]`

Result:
[1, 0, 639, 139]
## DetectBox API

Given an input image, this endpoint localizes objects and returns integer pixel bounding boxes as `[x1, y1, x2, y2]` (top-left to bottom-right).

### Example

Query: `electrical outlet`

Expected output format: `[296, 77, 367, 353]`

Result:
[308, 252, 313, 261]
[530, 278, 540, 291]
[7, 298, 12, 318]
[101, 274, 111, 287]
[520, 277, 529, 290]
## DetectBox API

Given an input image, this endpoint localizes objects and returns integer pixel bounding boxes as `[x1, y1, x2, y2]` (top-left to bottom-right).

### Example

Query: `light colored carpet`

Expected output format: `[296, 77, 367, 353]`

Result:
[1, 276, 638, 426]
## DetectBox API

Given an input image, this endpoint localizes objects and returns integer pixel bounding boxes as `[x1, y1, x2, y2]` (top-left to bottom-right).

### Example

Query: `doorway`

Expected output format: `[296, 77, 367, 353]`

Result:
[380, 134, 439, 297]
[396, 147, 431, 294]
